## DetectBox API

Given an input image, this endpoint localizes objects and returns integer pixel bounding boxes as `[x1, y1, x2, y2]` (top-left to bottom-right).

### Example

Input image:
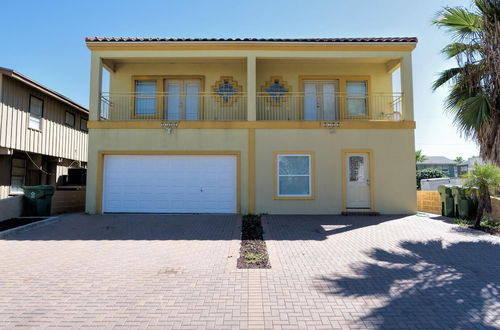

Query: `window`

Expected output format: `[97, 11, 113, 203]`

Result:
[29, 95, 43, 130]
[134, 80, 157, 116]
[165, 79, 201, 120]
[80, 118, 88, 131]
[65, 111, 75, 127]
[303, 80, 339, 120]
[346, 80, 368, 117]
[276, 153, 313, 198]
[10, 158, 26, 195]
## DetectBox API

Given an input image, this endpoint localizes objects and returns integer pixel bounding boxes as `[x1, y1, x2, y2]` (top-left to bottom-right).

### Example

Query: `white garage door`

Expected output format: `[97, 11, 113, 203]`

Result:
[102, 155, 237, 213]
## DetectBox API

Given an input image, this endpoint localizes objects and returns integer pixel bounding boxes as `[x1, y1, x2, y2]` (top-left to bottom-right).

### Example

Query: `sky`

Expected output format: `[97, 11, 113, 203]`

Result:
[0, 0, 479, 159]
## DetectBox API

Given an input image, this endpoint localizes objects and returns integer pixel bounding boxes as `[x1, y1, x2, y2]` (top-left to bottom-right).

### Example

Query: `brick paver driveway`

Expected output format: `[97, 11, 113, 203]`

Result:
[0, 213, 499, 329]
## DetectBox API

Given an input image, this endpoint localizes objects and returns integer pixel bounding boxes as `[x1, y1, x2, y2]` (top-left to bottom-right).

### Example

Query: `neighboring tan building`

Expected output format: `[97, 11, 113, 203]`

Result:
[0, 67, 88, 198]
[85, 37, 417, 215]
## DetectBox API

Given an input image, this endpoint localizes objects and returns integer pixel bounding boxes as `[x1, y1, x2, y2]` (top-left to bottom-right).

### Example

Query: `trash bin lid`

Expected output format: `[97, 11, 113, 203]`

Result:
[22, 185, 55, 198]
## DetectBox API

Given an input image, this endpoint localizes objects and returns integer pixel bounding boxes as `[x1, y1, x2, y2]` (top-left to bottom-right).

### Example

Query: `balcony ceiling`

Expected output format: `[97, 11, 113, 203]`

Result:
[102, 57, 398, 65]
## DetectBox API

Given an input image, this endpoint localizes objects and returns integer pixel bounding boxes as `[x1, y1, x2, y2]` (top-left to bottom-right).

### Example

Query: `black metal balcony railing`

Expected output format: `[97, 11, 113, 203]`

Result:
[99, 92, 404, 121]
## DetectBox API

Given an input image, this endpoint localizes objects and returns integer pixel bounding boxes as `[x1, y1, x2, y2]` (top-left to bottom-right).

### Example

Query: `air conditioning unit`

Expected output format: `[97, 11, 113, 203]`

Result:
[67, 168, 87, 185]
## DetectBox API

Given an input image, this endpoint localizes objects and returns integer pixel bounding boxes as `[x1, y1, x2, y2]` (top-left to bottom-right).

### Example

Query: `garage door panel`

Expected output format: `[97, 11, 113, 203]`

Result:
[102, 155, 237, 213]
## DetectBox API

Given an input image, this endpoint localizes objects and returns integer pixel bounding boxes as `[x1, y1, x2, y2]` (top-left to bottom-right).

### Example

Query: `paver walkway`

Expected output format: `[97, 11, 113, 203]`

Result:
[0, 213, 498, 329]
[262, 214, 500, 329]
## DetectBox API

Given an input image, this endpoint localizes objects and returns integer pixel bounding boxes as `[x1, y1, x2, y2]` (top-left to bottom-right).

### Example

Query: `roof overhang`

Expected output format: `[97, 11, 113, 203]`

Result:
[0, 67, 88, 114]
[85, 37, 417, 52]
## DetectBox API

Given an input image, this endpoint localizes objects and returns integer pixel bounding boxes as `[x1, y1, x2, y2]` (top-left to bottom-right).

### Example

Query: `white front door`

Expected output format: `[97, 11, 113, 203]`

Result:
[102, 155, 237, 213]
[165, 79, 201, 120]
[303, 80, 339, 120]
[346, 153, 371, 209]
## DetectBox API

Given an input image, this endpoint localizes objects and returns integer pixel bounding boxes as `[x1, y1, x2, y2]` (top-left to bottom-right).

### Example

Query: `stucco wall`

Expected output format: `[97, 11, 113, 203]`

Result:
[86, 128, 416, 215]
[256, 60, 393, 94]
[85, 129, 249, 214]
[0, 196, 23, 221]
[109, 61, 247, 93]
[254, 129, 416, 214]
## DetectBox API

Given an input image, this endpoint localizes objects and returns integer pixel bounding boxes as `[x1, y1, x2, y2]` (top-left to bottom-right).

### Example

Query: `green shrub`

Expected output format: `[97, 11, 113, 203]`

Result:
[416, 168, 446, 189]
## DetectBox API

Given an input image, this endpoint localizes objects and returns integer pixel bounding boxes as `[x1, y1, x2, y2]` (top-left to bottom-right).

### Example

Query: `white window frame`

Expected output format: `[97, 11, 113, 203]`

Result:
[345, 80, 369, 117]
[275, 153, 314, 199]
[65, 111, 75, 127]
[28, 95, 43, 130]
[134, 79, 158, 116]
[10, 158, 26, 195]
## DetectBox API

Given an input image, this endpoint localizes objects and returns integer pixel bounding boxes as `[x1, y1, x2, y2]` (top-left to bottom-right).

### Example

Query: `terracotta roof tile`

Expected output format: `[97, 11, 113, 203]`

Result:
[85, 37, 417, 43]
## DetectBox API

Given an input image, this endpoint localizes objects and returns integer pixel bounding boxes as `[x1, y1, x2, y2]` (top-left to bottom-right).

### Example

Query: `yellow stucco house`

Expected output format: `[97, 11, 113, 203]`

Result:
[85, 37, 417, 215]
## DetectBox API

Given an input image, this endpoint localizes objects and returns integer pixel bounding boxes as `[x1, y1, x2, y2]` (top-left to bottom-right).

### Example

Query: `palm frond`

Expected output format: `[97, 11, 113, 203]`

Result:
[441, 42, 483, 59]
[446, 91, 492, 137]
[433, 7, 482, 41]
[432, 67, 462, 90]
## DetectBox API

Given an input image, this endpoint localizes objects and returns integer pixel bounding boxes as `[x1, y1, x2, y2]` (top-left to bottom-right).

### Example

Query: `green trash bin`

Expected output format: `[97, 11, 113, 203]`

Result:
[450, 186, 461, 218]
[450, 186, 478, 219]
[437, 185, 455, 217]
[22, 185, 55, 216]
[458, 187, 477, 219]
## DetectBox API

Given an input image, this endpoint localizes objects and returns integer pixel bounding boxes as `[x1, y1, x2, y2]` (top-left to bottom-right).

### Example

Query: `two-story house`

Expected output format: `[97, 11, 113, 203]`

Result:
[0, 67, 88, 198]
[85, 37, 417, 215]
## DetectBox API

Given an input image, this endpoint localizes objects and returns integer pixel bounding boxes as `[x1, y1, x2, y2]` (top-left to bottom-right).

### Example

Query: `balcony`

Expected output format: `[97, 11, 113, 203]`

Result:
[256, 92, 403, 121]
[100, 92, 248, 121]
[99, 92, 404, 122]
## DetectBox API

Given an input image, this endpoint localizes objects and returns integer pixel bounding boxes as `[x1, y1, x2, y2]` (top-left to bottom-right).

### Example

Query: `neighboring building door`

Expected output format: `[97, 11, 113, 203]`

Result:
[345, 152, 371, 209]
[164, 79, 201, 120]
[303, 80, 339, 120]
[102, 155, 237, 213]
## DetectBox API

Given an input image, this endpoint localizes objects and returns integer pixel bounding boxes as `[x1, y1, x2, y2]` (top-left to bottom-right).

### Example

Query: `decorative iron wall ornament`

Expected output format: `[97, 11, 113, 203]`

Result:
[212, 76, 242, 106]
[262, 76, 291, 106]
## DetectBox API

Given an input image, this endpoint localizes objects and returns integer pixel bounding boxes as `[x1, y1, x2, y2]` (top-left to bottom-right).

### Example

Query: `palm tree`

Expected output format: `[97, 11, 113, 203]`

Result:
[454, 156, 465, 164]
[462, 164, 500, 227]
[432, 0, 500, 166]
[415, 150, 428, 163]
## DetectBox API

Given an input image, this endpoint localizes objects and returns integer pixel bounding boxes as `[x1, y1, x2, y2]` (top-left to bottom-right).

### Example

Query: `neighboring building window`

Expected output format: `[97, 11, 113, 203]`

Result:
[134, 80, 157, 116]
[29, 95, 43, 130]
[10, 158, 26, 195]
[65, 111, 75, 127]
[276, 153, 313, 198]
[80, 118, 88, 131]
[346, 80, 368, 117]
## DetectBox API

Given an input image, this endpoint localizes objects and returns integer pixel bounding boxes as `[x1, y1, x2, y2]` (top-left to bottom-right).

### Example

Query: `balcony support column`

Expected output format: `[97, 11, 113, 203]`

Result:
[89, 54, 103, 121]
[400, 53, 414, 121]
[246, 55, 257, 121]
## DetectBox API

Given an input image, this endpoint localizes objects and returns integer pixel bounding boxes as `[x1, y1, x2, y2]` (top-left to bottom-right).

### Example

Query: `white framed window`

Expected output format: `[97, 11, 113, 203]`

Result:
[346, 80, 368, 117]
[10, 158, 26, 195]
[276, 153, 313, 198]
[29, 95, 43, 130]
[65, 111, 75, 127]
[134, 80, 157, 116]
[80, 118, 88, 131]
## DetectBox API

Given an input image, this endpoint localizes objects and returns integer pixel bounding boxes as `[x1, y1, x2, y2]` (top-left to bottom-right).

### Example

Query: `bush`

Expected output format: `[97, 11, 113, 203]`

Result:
[416, 168, 446, 189]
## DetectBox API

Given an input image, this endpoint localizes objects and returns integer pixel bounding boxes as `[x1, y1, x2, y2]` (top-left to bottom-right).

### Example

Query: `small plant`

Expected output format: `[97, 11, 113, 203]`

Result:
[237, 214, 270, 269]
[455, 217, 500, 229]
[245, 253, 266, 264]
[462, 164, 500, 228]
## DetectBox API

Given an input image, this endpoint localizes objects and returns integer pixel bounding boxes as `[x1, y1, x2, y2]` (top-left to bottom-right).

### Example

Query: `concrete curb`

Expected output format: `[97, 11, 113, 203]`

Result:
[0, 215, 60, 238]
